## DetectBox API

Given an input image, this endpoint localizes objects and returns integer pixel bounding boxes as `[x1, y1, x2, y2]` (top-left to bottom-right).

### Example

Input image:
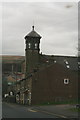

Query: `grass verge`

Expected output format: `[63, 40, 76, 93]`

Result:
[35, 100, 80, 106]
[69, 108, 80, 112]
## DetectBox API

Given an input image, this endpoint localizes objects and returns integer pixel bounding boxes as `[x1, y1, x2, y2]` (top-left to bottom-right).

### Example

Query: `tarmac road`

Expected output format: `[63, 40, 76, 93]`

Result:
[2, 102, 59, 118]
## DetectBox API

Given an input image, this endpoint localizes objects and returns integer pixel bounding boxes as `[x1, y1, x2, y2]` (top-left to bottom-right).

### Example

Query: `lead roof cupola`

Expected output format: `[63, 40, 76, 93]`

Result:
[25, 26, 41, 39]
[25, 26, 42, 51]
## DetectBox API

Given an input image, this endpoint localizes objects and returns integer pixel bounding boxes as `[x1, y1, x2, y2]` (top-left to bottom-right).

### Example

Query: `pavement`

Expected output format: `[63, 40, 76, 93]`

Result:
[33, 104, 79, 119]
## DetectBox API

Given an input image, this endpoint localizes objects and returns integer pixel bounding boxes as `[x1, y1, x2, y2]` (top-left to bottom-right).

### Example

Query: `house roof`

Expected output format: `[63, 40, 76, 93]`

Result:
[25, 26, 41, 39]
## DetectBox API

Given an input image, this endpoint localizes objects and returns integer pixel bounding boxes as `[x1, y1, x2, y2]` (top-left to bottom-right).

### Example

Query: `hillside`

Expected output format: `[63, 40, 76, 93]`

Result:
[2, 55, 25, 73]
[2, 55, 25, 63]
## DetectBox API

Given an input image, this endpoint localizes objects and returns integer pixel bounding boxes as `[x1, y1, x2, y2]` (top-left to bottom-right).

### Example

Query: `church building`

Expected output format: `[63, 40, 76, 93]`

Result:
[15, 26, 78, 105]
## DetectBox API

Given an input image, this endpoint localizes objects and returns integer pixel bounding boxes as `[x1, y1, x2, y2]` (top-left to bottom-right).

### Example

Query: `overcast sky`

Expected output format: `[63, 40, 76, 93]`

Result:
[2, 2, 78, 56]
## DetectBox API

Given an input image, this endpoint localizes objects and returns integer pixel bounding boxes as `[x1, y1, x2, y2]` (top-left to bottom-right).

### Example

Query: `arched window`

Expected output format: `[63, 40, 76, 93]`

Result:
[28, 43, 31, 48]
[35, 43, 38, 49]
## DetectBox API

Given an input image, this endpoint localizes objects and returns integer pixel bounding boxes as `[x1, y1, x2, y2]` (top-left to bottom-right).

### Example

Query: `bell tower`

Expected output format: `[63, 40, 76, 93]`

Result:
[25, 26, 42, 76]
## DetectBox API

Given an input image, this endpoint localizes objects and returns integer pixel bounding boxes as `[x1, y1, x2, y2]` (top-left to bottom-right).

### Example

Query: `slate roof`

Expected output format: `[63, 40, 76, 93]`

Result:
[54, 56, 78, 71]
[40, 54, 78, 71]
[25, 26, 41, 39]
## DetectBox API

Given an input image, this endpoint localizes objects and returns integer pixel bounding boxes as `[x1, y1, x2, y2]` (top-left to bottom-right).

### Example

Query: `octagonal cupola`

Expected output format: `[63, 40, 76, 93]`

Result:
[25, 26, 42, 52]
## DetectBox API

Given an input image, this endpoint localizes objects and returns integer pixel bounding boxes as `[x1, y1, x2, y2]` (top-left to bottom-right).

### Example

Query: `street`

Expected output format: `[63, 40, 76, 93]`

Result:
[2, 102, 59, 118]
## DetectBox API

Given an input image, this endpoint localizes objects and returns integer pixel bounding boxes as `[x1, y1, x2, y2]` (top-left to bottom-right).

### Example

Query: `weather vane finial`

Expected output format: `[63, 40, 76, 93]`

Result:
[32, 20, 34, 31]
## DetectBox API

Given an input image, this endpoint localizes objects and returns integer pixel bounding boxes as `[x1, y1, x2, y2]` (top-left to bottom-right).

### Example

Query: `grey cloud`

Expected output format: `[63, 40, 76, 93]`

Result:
[2, 2, 78, 56]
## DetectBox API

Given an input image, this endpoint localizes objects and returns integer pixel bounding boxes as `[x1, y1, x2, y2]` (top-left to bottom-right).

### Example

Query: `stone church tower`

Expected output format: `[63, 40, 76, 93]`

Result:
[25, 26, 42, 77]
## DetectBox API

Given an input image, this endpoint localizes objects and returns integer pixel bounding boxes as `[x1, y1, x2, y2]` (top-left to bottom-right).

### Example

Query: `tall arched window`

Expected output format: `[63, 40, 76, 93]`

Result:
[28, 43, 31, 48]
[35, 43, 38, 49]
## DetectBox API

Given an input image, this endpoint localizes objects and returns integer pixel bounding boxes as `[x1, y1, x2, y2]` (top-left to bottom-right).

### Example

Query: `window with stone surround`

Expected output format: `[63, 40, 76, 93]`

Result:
[64, 78, 69, 84]
[28, 43, 31, 48]
[35, 43, 38, 49]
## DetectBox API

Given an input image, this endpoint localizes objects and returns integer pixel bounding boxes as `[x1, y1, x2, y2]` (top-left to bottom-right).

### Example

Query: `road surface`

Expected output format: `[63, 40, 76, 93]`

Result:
[2, 102, 59, 118]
